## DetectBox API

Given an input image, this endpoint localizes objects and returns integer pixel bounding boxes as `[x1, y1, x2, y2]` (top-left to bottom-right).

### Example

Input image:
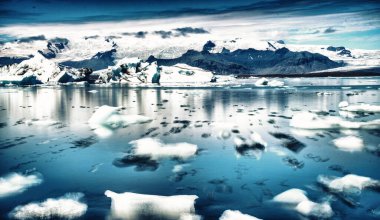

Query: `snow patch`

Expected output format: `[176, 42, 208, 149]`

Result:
[332, 136, 364, 152]
[9, 193, 87, 220]
[0, 173, 42, 198]
[105, 190, 198, 220]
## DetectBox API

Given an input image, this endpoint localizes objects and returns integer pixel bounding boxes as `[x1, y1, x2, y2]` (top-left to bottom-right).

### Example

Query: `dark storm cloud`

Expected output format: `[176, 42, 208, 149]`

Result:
[122, 31, 148, 38]
[324, 27, 337, 34]
[174, 27, 208, 36]
[0, 0, 379, 25]
[153, 30, 173, 39]
[17, 35, 46, 43]
[152, 27, 208, 38]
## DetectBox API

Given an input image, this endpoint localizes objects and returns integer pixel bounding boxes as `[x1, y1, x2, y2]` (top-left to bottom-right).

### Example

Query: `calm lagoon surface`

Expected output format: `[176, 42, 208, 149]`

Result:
[0, 77, 379, 219]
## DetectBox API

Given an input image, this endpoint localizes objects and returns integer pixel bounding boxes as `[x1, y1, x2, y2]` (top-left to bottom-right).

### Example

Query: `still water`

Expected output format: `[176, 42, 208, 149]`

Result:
[0, 77, 379, 219]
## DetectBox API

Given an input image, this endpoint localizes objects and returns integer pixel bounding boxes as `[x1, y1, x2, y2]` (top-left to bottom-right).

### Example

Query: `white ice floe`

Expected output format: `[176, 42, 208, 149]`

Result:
[273, 188, 309, 204]
[250, 132, 268, 148]
[219, 210, 262, 220]
[339, 101, 380, 113]
[273, 188, 333, 218]
[87, 90, 98, 93]
[295, 200, 333, 219]
[105, 190, 198, 220]
[9, 193, 87, 220]
[332, 136, 364, 152]
[290, 112, 380, 129]
[318, 174, 379, 193]
[129, 138, 198, 160]
[0, 173, 42, 198]
[254, 78, 284, 87]
[88, 105, 152, 137]
[218, 130, 231, 139]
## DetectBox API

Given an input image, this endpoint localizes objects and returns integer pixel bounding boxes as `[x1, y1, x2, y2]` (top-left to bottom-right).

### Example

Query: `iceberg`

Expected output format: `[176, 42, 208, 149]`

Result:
[273, 188, 334, 218]
[339, 101, 380, 113]
[332, 136, 364, 152]
[88, 105, 152, 137]
[129, 138, 198, 160]
[273, 188, 308, 204]
[317, 174, 380, 193]
[219, 210, 262, 220]
[290, 112, 380, 129]
[9, 193, 87, 220]
[0, 173, 42, 198]
[255, 77, 284, 87]
[105, 190, 198, 220]
[0, 53, 93, 85]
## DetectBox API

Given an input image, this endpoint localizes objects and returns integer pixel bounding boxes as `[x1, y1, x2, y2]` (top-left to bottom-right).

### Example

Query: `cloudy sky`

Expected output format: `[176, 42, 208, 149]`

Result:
[1, 0, 380, 49]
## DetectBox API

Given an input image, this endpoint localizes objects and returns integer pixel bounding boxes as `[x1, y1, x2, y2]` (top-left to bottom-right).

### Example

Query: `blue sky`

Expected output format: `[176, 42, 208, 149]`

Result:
[1, 0, 379, 49]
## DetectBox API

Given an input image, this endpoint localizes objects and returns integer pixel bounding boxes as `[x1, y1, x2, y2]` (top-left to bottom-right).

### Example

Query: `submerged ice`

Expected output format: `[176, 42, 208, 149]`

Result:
[219, 210, 262, 220]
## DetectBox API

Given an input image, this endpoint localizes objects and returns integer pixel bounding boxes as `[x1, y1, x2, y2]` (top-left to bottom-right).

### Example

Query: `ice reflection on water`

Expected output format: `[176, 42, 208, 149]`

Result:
[0, 78, 379, 219]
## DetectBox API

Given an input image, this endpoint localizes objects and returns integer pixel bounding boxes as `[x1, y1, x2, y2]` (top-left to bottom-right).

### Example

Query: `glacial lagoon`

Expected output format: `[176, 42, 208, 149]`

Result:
[0, 77, 379, 219]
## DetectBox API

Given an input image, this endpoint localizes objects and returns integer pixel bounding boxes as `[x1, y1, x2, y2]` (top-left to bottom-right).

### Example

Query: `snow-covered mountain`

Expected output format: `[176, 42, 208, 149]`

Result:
[0, 35, 379, 77]
[0, 53, 214, 85]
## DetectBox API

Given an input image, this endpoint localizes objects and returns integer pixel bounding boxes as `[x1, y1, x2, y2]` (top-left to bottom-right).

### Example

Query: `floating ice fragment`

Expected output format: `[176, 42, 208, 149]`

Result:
[273, 188, 308, 204]
[255, 78, 284, 87]
[105, 190, 198, 220]
[0, 173, 42, 198]
[295, 200, 333, 219]
[290, 112, 380, 129]
[88, 105, 152, 137]
[9, 193, 87, 220]
[339, 101, 380, 113]
[87, 90, 98, 93]
[273, 188, 333, 218]
[130, 138, 198, 160]
[317, 174, 380, 193]
[332, 136, 364, 152]
[219, 210, 262, 220]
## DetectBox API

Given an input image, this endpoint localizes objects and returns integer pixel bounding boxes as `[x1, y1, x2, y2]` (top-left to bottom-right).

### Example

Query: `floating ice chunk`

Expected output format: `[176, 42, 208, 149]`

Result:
[0, 173, 42, 198]
[88, 105, 152, 137]
[87, 90, 98, 93]
[267, 79, 285, 87]
[9, 193, 87, 220]
[332, 136, 364, 152]
[290, 112, 380, 129]
[219, 210, 262, 220]
[274, 188, 334, 218]
[339, 101, 380, 112]
[105, 190, 198, 220]
[273, 188, 309, 204]
[255, 78, 269, 86]
[295, 200, 333, 219]
[255, 78, 284, 87]
[129, 138, 198, 160]
[318, 174, 379, 193]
